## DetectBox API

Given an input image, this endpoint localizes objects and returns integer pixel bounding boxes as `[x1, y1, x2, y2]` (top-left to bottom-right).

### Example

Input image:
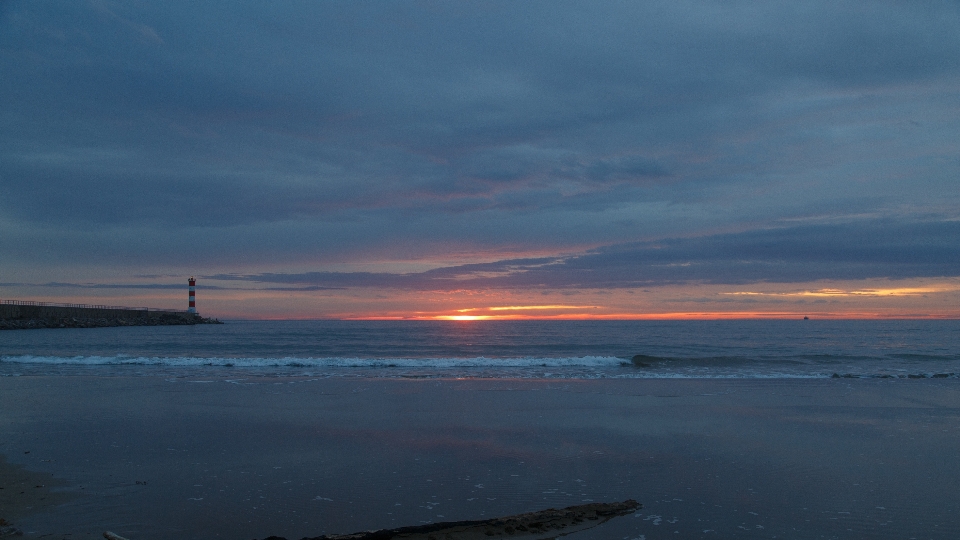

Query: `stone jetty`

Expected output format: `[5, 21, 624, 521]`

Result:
[0, 301, 221, 330]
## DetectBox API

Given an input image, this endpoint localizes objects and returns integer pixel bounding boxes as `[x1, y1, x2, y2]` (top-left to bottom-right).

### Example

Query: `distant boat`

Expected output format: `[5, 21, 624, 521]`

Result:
[803, 316, 809, 320]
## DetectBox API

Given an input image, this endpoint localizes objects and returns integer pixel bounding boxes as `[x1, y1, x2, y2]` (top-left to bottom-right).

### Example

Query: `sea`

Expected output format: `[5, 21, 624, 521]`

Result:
[2, 320, 960, 540]
[1, 319, 958, 379]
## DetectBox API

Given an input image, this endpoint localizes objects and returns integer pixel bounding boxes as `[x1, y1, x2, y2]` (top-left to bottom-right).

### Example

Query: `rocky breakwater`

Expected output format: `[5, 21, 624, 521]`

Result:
[0, 304, 222, 330]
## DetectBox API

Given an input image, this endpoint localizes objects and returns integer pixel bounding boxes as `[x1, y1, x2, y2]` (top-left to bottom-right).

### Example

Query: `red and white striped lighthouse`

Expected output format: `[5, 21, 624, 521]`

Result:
[188, 277, 196, 313]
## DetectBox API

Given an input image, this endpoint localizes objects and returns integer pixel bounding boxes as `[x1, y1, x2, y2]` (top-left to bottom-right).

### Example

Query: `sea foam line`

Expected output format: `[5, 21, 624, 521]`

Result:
[0, 355, 629, 368]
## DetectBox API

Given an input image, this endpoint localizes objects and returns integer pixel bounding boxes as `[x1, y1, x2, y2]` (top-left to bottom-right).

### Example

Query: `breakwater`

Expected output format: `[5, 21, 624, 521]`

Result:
[0, 301, 222, 330]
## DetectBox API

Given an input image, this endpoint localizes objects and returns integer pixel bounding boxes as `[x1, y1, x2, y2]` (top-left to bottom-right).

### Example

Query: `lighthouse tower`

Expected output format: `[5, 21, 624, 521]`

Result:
[188, 277, 196, 313]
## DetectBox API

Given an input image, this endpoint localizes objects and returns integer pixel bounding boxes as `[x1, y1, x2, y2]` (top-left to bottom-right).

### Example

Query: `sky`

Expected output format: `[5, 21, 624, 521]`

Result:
[1, 0, 958, 319]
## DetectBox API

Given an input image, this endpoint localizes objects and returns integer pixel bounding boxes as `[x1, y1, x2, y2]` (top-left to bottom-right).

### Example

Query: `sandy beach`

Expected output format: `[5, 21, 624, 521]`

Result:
[0, 455, 73, 527]
[1, 375, 959, 539]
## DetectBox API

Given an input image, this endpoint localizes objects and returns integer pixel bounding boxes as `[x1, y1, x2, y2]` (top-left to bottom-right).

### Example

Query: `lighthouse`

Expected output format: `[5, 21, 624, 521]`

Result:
[188, 277, 196, 313]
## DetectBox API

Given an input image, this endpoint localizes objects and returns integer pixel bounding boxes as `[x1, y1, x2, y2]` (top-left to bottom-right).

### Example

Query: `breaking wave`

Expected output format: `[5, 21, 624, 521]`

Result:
[0, 354, 626, 368]
[2, 353, 958, 380]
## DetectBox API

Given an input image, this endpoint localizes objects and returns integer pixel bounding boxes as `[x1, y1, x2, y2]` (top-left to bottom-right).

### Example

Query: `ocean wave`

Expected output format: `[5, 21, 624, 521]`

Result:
[2, 354, 958, 380]
[0, 354, 630, 368]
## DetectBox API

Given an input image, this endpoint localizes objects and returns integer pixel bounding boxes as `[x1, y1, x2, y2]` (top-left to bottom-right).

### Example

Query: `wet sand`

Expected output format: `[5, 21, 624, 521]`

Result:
[0, 455, 73, 526]
[1, 376, 959, 539]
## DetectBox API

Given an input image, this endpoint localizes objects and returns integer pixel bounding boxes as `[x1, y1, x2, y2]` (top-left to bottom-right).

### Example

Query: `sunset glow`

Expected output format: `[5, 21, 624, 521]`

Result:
[433, 315, 496, 321]
[488, 305, 599, 311]
[15, 275, 957, 321]
[456, 305, 598, 313]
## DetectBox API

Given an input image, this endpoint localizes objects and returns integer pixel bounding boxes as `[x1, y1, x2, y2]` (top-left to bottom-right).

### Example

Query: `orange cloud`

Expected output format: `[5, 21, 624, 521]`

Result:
[490, 304, 598, 311]
[722, 286, 957, 298]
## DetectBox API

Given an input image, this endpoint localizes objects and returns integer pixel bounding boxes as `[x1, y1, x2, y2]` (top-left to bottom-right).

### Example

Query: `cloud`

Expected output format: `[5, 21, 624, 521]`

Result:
[207, 218, 960, 290]
[1, 281, 341, 292]
[722, 286, 958, 298]
[0, 1, 958, 292]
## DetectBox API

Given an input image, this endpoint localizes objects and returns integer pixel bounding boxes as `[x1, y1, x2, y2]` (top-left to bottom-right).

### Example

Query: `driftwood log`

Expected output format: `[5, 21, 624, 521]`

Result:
[262, 499, 641, 540]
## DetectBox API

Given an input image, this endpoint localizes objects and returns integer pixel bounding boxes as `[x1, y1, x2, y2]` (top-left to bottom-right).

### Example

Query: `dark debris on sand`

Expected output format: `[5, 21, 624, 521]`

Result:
[259, 500, 641, 540]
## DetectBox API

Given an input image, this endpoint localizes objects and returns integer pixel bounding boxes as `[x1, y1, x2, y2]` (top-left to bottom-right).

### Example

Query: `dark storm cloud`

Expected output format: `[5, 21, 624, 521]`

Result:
[208, 219, 960, 290]
[1, 1, 958, 284]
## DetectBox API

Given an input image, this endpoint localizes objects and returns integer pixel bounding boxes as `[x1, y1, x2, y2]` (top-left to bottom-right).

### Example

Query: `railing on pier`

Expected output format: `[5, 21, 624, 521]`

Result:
[0, 299, 189, 313]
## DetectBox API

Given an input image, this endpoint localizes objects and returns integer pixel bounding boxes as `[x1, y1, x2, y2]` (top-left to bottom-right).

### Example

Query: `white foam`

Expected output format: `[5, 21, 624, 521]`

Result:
[0, 354, 628, 369]
[4, 355, 949, 380]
